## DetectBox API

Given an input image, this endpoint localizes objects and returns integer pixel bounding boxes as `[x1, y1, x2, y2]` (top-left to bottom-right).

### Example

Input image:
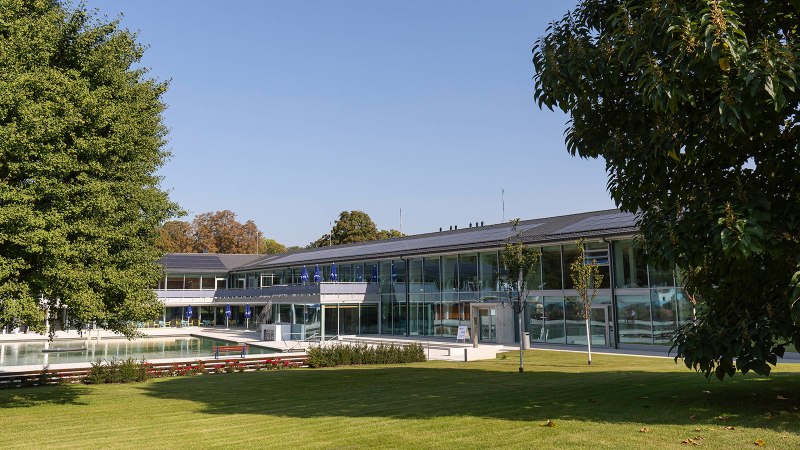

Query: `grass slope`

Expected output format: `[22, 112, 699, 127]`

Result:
[1, 350, 798, 449]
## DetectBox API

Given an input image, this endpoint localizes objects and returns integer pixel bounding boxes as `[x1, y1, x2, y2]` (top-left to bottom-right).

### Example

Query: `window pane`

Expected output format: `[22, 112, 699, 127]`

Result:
[201, 276, 215, 290]
[442, 255, 458, 300]
[563, 245, 581, 289]
[613, 240, 647, 288]
[565, 297, 586, 345]
[166, 276, 183, 290]
[541, 246, 562, 290]
[409, 258, 423, 294]
[458, 253, 478, 292]
[651, 289, 677, 344]
[649, 265, 674, 287]
[616, 295, 653, 344]
[479, 251, 499, 295]
[543, 296, 565, 344]
[423, 257, 440, 293]
[184, 276, 200, 290]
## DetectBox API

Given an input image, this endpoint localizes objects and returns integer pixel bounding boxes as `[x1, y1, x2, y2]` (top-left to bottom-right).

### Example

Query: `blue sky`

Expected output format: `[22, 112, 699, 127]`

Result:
[86, 0, 615, 247]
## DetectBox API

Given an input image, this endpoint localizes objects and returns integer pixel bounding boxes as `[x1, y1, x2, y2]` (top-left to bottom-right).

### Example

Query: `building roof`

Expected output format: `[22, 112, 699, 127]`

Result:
[158, 253, 263, 273]
[226, 209, 637, 272]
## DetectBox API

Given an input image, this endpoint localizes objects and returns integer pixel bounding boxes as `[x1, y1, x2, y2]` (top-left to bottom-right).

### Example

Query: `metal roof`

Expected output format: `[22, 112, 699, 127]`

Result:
[227, 209, 637, 272]
[158, 253, 263, 273]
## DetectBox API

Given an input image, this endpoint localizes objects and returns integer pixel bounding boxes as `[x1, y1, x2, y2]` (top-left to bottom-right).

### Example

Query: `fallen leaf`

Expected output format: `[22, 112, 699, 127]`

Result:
[724, 426, 736, 431]
[776, 395, 788, 400]
[715, 415, 729, 421]
[541, 419, 556, 428]
[681, 438, 700, 446]
[694, 428, 702, 432]
[754, 438, 765, 446]
[639, 428, 650, 433]
[702, 390, 711, 394]
[689, 415, 699, 420]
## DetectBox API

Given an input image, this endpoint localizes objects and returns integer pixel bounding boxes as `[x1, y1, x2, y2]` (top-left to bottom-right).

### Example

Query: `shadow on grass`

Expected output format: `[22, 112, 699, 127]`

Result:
[137, 362, 800, 432]
[0, 384, 87, 408]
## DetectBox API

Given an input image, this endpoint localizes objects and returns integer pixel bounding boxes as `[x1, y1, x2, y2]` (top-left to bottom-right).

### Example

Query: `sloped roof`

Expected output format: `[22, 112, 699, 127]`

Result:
[229, 209, 637, 272]
[158, 253, 263, 273]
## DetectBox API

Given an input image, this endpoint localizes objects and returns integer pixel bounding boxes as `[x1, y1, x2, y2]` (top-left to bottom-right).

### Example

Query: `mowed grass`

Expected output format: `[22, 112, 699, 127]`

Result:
[1, 350, 799, 449]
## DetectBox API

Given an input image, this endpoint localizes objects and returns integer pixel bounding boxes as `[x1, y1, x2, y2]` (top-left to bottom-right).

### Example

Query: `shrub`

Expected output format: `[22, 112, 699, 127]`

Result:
[306, 343, 426, 368]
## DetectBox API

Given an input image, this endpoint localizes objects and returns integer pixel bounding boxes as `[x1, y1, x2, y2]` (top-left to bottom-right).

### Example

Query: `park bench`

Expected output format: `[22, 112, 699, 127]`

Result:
[212, 345, 249, 359]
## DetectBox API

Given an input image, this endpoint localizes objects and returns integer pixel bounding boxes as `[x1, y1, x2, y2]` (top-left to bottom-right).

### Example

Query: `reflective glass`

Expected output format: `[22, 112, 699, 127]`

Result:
[651, 289, 677, 344]
[613, 240, 647, 288]
[541, 246, 562, 290]
[616, 295, 653, 344]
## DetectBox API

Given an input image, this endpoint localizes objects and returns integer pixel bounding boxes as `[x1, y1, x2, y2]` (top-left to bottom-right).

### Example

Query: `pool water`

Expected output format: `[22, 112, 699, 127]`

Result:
[0, 336, 275, 368]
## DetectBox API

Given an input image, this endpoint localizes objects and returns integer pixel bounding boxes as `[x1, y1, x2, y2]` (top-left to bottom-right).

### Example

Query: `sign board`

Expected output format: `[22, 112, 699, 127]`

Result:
[456, 325, 469, 342]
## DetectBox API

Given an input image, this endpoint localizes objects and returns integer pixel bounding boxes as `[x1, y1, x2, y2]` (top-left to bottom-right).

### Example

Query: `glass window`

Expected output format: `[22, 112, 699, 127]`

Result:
[359, 304, 378, 334]
[379, 260, 392, 294]
[441, 255, 458, 299]
[157, 277, 166, 290]
[543, 296, 565, 344]
[339, 264, 352, 283]
[676, 289, 695, 324]
[184, 276, 200, 290]
[563, 245, 581, 289]
[541, 246, 562, 290]
[613, 240, 647, 288]
[651, 289, 677, 344]
[564, 297, 586, 345]
[458, 253, 478, 292]
[524, 247, 543, 291]
[527, 295, 545, 343]
[616, 295, 653, 344]
[166, 276, 183, 290]
[479, 251, 499, 295]
[201, 276, 215, 290]
[423, 257, 440, 293]
[585, 242, 611, 289]
[409, 258, 423, 294]
[649, 265, 675, 287]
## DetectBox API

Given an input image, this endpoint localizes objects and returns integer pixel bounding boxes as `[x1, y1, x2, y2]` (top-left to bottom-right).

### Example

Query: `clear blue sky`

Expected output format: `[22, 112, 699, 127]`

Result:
[86, 0, 615, 247]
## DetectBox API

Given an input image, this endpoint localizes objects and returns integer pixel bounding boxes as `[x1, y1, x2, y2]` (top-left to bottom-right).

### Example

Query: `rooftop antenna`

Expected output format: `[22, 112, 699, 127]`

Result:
[400, 207, 402, 234]
[502, 188, 505, 223]
[329, 221, 332, 247]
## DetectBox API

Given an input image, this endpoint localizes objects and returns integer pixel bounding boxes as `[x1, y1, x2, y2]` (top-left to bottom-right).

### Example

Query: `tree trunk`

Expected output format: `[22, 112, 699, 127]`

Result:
[518, 299, 524, 373]
[585, 317, 592, 365]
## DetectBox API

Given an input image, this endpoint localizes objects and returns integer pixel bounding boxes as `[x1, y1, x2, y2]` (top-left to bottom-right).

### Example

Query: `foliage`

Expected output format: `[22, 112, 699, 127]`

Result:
[0, 1, 180, 336]
[533, 1, 800, 378]
[309, 210, 404, 248]
[155, 210, 286, 254]
[84, 358, 149, 384]
[306, 343, 426, 367]
[261, 238, 287, 254]
[569, 239, 604, 322]
[156, 221, 194, 253]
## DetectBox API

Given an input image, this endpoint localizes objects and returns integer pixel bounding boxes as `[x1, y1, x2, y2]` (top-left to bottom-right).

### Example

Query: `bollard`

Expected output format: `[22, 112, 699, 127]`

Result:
[464, 348, 468, 362]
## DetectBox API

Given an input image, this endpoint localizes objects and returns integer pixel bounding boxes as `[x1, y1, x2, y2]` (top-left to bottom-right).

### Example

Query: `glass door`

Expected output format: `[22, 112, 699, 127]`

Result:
[478, 308, 496, 342]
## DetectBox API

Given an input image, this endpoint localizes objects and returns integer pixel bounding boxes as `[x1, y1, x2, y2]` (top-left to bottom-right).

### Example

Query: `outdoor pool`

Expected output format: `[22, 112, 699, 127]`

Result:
[0, 336, 275, 368]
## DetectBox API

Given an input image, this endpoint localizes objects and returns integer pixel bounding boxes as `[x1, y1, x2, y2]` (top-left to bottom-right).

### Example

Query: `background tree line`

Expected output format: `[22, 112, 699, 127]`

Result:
[156, 210, 290, 254]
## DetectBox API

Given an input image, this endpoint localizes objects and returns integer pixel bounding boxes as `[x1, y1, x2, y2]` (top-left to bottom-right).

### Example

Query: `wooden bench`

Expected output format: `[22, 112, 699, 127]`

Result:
[212, 345, 249, 359]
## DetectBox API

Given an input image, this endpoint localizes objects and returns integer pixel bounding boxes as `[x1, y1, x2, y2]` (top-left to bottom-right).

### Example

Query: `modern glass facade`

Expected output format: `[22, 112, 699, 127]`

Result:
[157, 238, 692, 348]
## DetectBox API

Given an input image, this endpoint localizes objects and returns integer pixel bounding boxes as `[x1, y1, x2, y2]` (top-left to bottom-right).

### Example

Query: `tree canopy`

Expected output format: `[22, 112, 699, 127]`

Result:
[533, 1, 799, 378]
[309, 210, 403, 248]
[0, 1, 179, 336]
[156, 210, 285, 254]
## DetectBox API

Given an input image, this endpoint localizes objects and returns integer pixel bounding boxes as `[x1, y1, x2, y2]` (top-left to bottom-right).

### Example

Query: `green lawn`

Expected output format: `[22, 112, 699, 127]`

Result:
[1, 350, 799, 449]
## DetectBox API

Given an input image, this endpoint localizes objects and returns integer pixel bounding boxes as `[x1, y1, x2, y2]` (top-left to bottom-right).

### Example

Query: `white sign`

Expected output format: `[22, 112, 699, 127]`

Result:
[456, 325, 469, 341]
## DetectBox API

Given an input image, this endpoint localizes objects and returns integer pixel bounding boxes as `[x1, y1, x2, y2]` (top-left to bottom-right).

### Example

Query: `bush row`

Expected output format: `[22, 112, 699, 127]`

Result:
[306, 343, 426, 367]
[83, 357, 297, 384]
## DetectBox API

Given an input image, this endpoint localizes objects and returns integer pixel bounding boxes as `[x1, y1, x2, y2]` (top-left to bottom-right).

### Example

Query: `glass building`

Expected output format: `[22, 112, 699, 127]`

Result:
[155, 209, 692, 349]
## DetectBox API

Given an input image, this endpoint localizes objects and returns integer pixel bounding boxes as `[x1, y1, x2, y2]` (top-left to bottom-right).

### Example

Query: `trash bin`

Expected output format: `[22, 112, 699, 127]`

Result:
[521, 332, 531, 350]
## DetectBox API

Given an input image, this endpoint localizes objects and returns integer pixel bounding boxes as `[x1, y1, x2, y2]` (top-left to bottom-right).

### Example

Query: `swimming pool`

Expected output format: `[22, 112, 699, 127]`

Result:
[0, 336, 275, 368]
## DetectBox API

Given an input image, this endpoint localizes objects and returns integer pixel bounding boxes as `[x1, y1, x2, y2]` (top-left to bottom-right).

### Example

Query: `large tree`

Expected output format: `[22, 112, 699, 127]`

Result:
[310, 210, 403, 247]
[155, 210, 285, 254]
[533, 1, 799, 378]
[0, 1, 179, 336]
